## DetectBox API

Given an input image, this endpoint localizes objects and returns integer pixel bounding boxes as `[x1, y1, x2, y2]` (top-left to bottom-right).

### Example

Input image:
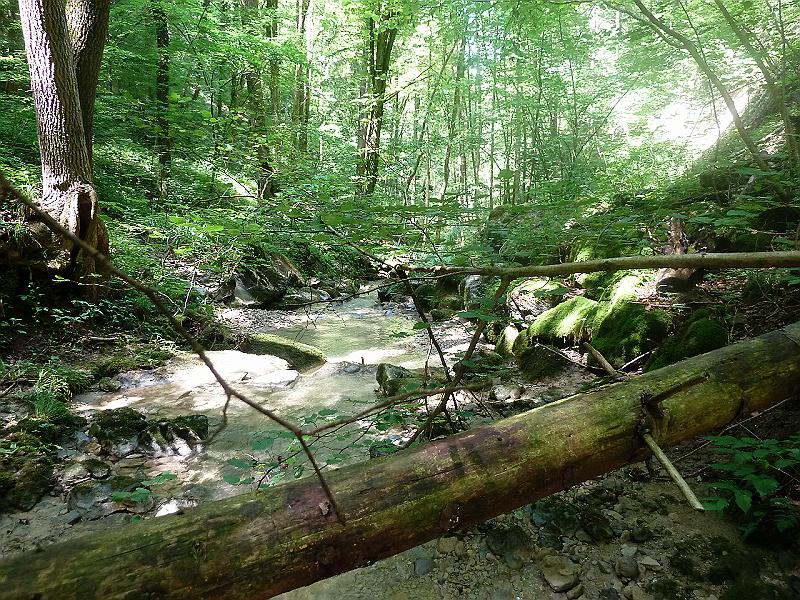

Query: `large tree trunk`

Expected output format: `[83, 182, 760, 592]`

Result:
[1, 322, 799, 599]
[65, 0, 110, 168]
[17, 0, 109, 281]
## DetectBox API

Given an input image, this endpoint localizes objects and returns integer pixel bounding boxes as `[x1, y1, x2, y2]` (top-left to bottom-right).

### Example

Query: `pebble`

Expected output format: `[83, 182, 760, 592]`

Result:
[638, 556, 662, 571]
[414, 557, 434, 576]
[621, 545, 638, 558]
[539, 555, 581, 592]
[614, 556, 640, 580]
[622, 583, 649, 600]
[437, 537, 459, 554]
[566, 583, 585, 599]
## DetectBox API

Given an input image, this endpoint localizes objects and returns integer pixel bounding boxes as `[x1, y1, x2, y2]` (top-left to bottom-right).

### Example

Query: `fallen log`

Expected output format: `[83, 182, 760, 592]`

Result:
[2, 322, 799, 599]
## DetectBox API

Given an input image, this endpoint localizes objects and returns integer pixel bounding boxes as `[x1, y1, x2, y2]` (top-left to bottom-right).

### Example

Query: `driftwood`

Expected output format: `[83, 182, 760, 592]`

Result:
[1, 322, 799, 599]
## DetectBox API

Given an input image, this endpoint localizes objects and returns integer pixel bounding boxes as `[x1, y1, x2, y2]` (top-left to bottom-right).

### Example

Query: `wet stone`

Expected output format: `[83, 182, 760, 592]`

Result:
[539, 555, 581, 592]
[414, 556, 434, 576]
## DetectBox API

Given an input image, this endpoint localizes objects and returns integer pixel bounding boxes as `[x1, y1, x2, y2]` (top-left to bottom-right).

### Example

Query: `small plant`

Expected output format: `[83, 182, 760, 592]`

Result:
[111, 471, 177, 506]
[703, 435, 800, 541]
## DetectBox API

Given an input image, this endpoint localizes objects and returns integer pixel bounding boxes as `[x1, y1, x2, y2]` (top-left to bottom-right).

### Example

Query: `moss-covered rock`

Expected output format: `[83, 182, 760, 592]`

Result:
[430, 308, 455, 322]
[376, 363, 417, 397]
[646, 317, 728, 371]
[506, 278, 566, 319]
[0, 455, 53, 511]
[527, 296, 599, 344]
[240, 333, 326, 371]
[92, 344, 174, 378]
[512, 328, 530, 356]
[495, 325, 520, 358]
[89, 407, 149, 455]
[516, 343, 571, 381]
[591, 303, 671, 367]
[437, 294, 463, 311]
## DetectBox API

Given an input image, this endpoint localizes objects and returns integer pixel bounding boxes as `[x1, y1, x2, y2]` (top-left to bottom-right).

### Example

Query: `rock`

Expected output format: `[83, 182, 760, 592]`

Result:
[83, 459, 112, 480]
[622, 583, 650, 600]
[566, 583, 585, 600]
[414, 556, 434, 576]
[621, 544, 638, 558]
[645, 317, 728, 372]
[615, 556, 640, 579]
[575, 529, 592, 543]
[62, 460, 90, 483]
[507, 278, 565, 320]
[630, 524, 653, 542]
[599, 588, 622, 600]
[240, 333, 326, 371]
[67, 481, 109, 512]
[516, 343, 571, 381]
[459, 275, 499, 311]
[494, 325, 519, 357]
[88, 408, 149, 456]
[486, 525, 529, 570]
[437, 537, 459, 554]
[375, 363, 416, 396]
[638, 556, 662, 571]
[214, 249, 304, 308]
[527, 297, 598, 344]
[488, 383, 524, 403]
[97, 377, 122, 392]
[539, 554, 581, 592]
[0, 455, 53, 511]
[63, 509, 83, 525]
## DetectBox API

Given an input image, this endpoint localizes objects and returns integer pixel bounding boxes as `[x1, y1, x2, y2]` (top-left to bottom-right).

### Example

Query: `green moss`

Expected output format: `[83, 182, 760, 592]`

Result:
[430, 308, 455, 322]
[527, 296, 599, 343]
[495, 325, 519, 358]
[592, 303, 671, 367]
[0, 454, 54, 512]
[241, 333, 326, 371]
[646, 318, 728, 371]
[92, 344, 174, 378]
[437, 294, 462, 311]
[516, 344, 571, 381]
[511, 328, 530, 356]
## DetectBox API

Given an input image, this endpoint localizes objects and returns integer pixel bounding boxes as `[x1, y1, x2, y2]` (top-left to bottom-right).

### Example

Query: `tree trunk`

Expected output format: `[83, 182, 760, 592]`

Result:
[2, 322, 799, 599]
[357, 11, 397, 196]
[152, 0, 171, 200]
[65, 0, 110, 168]
[17, 0, 109, 281]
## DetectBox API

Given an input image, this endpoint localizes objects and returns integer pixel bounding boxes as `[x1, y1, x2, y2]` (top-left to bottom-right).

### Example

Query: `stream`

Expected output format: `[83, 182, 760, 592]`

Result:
[2, 291, 796, 599]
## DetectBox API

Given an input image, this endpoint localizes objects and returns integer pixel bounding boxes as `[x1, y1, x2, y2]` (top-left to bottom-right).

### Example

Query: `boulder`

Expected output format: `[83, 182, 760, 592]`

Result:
[459, 275, 499, 311]
[241, 333, 326, 371]
[516, 343, 571, 381]
[645, 315, 728, 371]
[527, 296, 598, 344]
[507, 278, 566, 320]
[0, 454, 53, 511]
[376, 363, 417, 397]
[214, 250, 304, 308]
[494, 324, 519, 357]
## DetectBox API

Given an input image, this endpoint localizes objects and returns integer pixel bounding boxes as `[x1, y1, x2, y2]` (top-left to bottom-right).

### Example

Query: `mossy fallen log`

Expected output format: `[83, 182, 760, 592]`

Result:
[1, 323, 799, 600]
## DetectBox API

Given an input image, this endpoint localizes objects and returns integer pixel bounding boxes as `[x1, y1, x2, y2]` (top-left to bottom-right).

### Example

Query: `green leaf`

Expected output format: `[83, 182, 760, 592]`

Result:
[703, 497, 729, 511]
[251, 436, 275, 451]
[226, 458, 252, 470]
[412, 321, 431, 330]
[734, 489, 752, 513]
[223, 474, 243, 485]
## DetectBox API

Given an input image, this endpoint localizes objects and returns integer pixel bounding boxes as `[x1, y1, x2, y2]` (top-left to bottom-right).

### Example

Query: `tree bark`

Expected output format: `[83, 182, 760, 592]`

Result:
[356, 10, 397, 196]
[152, 0, 170, 200]
[65, 0, 110, 168]
[17, 0, 109, 280]
[1, 322, 799, 599]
